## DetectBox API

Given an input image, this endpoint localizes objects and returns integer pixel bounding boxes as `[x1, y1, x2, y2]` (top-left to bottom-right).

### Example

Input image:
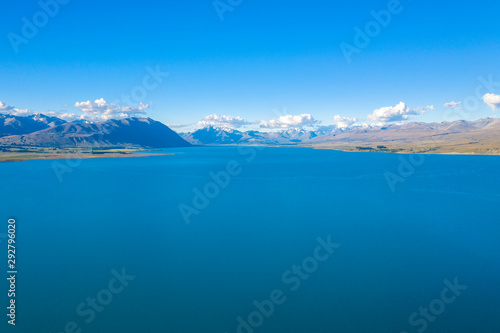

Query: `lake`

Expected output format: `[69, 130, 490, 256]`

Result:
[1, 147, 499, 333]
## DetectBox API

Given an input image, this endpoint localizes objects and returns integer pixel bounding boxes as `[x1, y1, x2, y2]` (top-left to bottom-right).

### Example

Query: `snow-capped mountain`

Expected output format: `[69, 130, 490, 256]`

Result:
[182, 126, 321, 145]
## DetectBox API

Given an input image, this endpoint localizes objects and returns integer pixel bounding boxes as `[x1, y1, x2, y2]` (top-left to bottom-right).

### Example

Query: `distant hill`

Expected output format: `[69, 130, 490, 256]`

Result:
[29, 114, 67, 127]
[307, 118, 500, 154]
[0, 117, 191, 148]
[183, 126, 319, 145]
[307, 118, 499, 144]
[0, 114, 66, 137]
[183, 126, 248, 145]
[181, 118, 500, 154]
[2, 113, 499, 154]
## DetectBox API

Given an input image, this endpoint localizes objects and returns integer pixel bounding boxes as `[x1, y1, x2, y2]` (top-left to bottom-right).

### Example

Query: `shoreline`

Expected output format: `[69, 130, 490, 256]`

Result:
[311, 146, 500, 156]
[1, 145, 499, 163]
[0, 152, 170, 163]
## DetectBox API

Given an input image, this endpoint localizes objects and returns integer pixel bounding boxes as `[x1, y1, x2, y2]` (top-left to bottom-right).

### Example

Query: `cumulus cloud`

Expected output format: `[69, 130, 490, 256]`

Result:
[0, 101, 15, 113]
[260, 114, 319, 128]
[333, 115, 358, 129]
[0, 101, 76, 120]
[416, 105, 434, 112]
[74, 98, 148, 121]
[0, 99, 142, 122]
[196, 114, 251, 129]
[49, 112, 81, 121]
[0, 101, 29, 116]
[483, 93, 500, 110]
[367, 102, 430, 123]
[444, 101, 461, 108]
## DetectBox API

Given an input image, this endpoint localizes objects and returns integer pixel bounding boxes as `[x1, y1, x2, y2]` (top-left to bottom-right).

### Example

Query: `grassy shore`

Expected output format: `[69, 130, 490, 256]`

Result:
[2, 142, 499, 163]
[0, 146, 167, 163]
[310, 141, 500, 155]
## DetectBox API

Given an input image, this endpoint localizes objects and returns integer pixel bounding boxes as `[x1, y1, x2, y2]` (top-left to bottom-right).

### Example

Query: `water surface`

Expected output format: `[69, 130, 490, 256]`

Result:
[1, 147, 499, 332]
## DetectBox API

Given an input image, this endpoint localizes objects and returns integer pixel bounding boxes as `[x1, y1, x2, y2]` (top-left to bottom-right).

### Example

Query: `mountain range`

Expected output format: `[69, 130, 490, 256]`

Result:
[181, 118, 500, 154]
[0, 114, 66, 137]
[0, 115, 190, 148]
[1, 113, 499, 154]
[181, 126, 322, 145]
[307, 118, 500, 154]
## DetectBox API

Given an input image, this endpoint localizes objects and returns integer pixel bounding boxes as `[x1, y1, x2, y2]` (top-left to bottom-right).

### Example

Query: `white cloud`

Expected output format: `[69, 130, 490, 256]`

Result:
[0, 101, 29, 116]
[416, 105, 434, 112]
[1, 99, 146, 122]
[0, 101, 15, 113]
[196, 114, 251, 129]
[166, 124, 185, 129]
[74, 98, 149, 121]
[50, 112, 80, 121]
[0, 101, 75, 120]
[260, 114, 319, 128]
[483, 93, 500, 110]
[333, 115, 358, 129]
[367, 102, 430, 123]
[444, 101, 461, 108]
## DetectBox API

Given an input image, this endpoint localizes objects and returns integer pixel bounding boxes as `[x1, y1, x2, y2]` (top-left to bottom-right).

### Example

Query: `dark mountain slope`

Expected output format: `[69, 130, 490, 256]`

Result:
[0, 114, 65, 137]
[0, 117, 191, 148]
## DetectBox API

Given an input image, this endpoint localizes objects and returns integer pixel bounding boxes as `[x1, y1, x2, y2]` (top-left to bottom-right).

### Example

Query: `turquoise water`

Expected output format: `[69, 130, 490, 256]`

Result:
[1, 147, 499, 332]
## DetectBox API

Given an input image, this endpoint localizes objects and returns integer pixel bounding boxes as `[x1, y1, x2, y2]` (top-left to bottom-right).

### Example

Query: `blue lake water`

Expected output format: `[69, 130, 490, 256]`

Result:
[1, 147, 499, 333]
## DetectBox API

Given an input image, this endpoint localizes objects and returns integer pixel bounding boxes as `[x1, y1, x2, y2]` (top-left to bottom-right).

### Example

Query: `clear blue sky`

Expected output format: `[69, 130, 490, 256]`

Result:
[1, 0, 500, 128]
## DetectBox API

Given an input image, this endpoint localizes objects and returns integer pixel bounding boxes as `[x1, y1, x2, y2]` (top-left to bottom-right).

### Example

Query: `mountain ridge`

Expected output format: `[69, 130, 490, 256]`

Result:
[181, 118, 500, 154]
[0, 116, 191, 148]
[0, 113, 66, 137]
[1, 113, 499, 154]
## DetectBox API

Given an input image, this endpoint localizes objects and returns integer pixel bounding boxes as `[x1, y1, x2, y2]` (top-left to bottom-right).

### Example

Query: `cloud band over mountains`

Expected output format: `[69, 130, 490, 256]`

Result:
[1, 93, 498, 131]
[367, 102, 434, 123]
[74, 98, 149, 121]
[196, 114, 251, 128]
[259, 114, 319, 128]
